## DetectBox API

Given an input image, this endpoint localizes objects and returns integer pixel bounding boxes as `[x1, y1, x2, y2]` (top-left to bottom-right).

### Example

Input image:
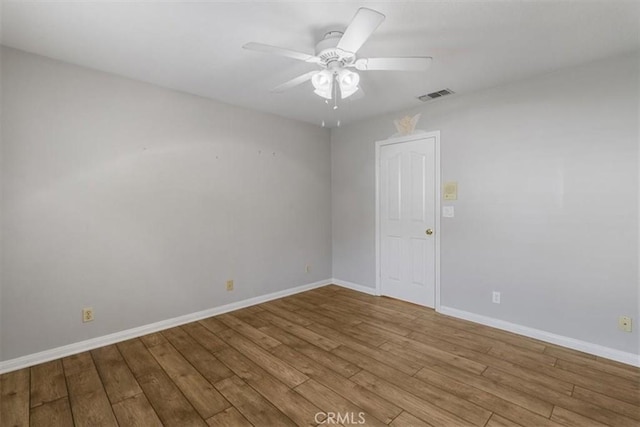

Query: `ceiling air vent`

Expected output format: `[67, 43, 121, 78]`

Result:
[418, 88, 455, 102]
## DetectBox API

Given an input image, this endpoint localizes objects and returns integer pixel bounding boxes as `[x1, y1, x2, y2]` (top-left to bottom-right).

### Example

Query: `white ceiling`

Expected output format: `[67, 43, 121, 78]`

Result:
[2, 1, 639, 127]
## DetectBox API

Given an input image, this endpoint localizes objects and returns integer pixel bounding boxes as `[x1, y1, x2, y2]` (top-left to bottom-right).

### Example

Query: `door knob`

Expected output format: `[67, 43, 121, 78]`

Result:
[425, 229, 433, 235]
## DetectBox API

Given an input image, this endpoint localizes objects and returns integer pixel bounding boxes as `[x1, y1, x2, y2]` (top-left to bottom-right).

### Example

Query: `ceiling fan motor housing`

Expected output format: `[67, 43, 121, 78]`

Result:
[315, 31, 354, 68]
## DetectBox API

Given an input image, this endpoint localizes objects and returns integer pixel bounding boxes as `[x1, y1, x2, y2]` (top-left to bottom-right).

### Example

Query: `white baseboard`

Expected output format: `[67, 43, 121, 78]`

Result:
[439, 305, 640, 368]
[5, 280, 635, 373]
[332, 281, 639, 367]
[0, 278, 332, 374]
[331, 278, 378, 296]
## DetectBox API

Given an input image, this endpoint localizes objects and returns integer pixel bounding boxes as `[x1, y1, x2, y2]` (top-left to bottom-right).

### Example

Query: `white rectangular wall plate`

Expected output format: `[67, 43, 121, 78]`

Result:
[442, 206, 455, 217]
[492, 292, 501, 304]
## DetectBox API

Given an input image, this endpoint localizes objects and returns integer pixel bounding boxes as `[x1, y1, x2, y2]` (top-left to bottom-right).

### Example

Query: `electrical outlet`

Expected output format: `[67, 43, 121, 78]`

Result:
[492, 291, 501, 304]
[618, 316, 632, 332]
[226, 280, 234, 291]
[82, 307, 94, 323]
[305, 264, 312, 274]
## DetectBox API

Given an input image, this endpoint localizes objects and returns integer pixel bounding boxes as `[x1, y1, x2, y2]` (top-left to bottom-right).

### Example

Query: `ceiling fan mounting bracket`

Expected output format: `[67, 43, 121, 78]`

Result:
[323, 30, 344, 39]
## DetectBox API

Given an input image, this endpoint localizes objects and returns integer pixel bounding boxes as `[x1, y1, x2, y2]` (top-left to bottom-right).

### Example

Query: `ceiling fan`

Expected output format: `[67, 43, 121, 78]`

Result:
[243, 8, 432, 101]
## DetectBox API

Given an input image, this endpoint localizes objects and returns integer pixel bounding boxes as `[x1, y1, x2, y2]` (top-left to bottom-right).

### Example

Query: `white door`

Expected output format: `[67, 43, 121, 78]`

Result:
[378, 134, 438, 307]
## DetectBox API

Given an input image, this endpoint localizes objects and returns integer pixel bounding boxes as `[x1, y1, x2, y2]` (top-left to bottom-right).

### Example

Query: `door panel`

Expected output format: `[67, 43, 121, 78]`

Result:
[410, 152, 426, 222]
[386, 235, 402, 280]
[387, 153, 402, 220]
[379, 136, 436, 307]
[410, 237, 426, 286]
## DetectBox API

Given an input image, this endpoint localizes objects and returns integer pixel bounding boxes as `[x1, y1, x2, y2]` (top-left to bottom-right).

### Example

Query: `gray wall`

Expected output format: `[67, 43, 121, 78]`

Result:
[0, 47, 332, 360]
[1, 46, 638, 361]
[332, 53, 639, 354]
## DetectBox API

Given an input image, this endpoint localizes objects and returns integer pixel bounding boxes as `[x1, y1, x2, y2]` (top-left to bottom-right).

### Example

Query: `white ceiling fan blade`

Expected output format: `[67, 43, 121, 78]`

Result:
[271, 71, 319, 93]
[355, 57, 432, 71]
[336, 8, 385, 55]
[243, 42, 320, 63]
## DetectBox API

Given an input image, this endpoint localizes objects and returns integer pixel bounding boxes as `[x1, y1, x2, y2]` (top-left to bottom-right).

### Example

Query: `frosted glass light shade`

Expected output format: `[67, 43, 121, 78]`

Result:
[312, 70, 333, 99]
[338, 69, 360, 99]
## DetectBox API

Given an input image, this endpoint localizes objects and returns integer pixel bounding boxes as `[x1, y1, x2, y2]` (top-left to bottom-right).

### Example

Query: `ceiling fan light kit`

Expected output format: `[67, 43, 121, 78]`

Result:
[337, 69, 360, 99]
[243, 7, 432, 103]
[311, 70, 333, 99]
[311, 68, 361, 100]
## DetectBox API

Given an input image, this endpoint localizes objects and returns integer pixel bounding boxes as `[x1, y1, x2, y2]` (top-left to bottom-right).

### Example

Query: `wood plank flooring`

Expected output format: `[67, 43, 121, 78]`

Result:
[1, 285, 639, 426]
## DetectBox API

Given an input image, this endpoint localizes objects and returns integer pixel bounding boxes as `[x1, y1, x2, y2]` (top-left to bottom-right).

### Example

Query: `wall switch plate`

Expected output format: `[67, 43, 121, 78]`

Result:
[442, 206, 455, 218]
[226, 280, 234, 291]
[492, 292, 501, 304]
[618, 316, 632, 332]
[82, 308, 94, 323]
[305, 265, 311, 273]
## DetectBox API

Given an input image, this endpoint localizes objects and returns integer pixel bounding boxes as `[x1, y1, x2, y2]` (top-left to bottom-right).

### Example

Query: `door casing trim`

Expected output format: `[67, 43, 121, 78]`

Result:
[375, 131, 441, 310]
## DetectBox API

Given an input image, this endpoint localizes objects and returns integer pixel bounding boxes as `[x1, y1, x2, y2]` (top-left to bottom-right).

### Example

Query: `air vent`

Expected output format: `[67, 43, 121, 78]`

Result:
[418, 88, 455, 102]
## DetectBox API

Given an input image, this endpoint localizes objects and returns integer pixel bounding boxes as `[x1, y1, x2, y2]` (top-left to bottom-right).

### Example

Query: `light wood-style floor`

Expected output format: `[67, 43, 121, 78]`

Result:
[1, 285, 639, 426]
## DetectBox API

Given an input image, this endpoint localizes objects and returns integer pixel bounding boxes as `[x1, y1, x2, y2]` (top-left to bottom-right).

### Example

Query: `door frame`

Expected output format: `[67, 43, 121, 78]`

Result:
[375, 131, 441, 310]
